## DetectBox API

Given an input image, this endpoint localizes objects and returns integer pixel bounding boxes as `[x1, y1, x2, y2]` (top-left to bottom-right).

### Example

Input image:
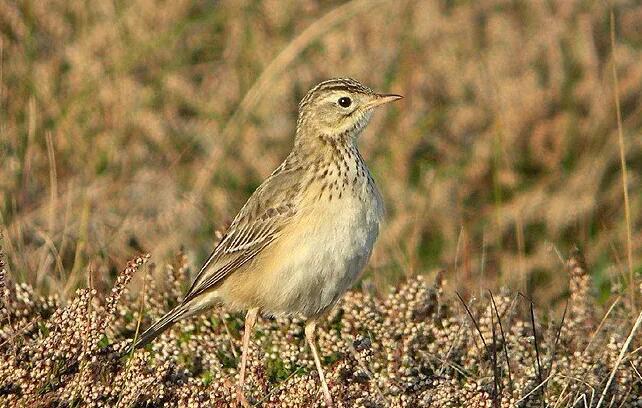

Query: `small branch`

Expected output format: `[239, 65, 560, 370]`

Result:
[456, 292, 488, 353]
[490, 304, 500, 407]
[595, 310, 642, 407]
[547, 300, 568, 382]
[489, 290, 513, 394]
[609, 7, 635, 309]
[530, 301, 544, 406]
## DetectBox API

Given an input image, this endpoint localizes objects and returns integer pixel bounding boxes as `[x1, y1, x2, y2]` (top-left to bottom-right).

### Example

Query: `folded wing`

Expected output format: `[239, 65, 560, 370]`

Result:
[183, 159, 303, 303]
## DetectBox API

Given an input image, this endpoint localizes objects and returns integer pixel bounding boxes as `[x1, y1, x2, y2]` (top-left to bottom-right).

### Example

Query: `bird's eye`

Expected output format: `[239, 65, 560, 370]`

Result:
[338, 97, 352, 108]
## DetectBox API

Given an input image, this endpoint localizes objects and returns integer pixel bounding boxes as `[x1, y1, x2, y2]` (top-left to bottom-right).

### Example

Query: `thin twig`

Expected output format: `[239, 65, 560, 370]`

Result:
[547, 300, 568, 381]
[456, 292, 488, 353]
[616, 388, 632, 408]
[585, 297, 620, 353]
[420, 350, 471, 378]
[609, 8, 635, 309]
[551, 382, 571, 408]
[630, 361, 642, 382]
[515, 370, 555, 405]
[219, 311, 239, 359]
[437, 320, 466, 376]
[454, 225, 464, 281]
[558, 373, 596, 407]
[519, 292, 545, 405]
[595, 310, 642, 407]
[530, 301, 544, 407]
[116, 262, 150, 408]
[490, 304, 500, 406]
[549, 242, 567, 267]
[489, 290, 513, 393]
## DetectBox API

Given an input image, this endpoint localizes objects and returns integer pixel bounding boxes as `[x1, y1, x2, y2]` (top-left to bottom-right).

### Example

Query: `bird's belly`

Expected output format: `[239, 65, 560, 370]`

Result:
[257, 192, 382, 317]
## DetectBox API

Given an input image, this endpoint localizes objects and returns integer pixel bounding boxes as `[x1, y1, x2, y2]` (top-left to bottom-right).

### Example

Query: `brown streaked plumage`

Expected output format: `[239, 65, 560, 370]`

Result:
[129, 78, 402, 407]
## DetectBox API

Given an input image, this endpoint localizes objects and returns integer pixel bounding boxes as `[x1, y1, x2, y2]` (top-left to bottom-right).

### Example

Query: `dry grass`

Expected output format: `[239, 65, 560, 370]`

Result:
[1, 0, 642, 406]
[1, 0, 641, 303]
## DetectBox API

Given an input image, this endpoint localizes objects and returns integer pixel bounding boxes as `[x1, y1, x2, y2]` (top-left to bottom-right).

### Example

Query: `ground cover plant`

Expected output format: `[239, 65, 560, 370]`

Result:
[1, 249, 641, 407]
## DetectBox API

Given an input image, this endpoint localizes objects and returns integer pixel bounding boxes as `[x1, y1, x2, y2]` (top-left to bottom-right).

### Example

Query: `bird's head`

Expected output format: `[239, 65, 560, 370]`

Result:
[295, 78, 402, 143]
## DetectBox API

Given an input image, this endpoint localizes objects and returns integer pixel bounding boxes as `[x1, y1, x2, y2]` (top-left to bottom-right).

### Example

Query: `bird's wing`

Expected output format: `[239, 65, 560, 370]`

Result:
[182, 158, 303, 303]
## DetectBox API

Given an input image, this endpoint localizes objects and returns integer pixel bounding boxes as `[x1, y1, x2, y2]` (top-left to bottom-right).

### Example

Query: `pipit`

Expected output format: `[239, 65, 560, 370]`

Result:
[130, 78, 401, 407]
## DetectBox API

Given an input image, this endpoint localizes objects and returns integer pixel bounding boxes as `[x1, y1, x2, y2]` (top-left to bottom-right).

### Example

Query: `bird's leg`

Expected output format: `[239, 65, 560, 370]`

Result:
[305, 321, 334, 407]
[237, 307, 259, 407]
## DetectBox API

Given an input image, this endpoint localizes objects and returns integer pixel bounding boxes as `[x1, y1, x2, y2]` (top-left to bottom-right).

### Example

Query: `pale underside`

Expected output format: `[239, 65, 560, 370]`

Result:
[182, 148, 384, 320]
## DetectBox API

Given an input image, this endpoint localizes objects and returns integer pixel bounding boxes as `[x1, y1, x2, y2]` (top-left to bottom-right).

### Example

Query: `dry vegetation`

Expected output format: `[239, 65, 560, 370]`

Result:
[1, 0, 642, 406]
[1, 248, 641, 407]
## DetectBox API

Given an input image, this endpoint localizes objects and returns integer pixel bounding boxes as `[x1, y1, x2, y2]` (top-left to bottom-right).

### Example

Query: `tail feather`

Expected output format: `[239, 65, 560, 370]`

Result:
[125, 304, 187, 354]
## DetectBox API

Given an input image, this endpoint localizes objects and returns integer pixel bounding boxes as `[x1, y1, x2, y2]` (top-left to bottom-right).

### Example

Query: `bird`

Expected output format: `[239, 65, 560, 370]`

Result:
[129, 78, 402, 407]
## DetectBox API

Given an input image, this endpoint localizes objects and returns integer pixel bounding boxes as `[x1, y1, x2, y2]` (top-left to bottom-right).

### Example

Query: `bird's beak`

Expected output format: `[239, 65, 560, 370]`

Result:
[365, 93, 403, 109]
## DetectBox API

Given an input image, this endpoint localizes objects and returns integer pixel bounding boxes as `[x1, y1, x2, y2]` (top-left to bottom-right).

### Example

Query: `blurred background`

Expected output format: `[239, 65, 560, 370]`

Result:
[1, 0, 641, 308]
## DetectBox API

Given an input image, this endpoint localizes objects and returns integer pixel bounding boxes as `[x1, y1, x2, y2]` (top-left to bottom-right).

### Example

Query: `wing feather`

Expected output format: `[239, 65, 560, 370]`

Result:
[182, 158, 302, 303]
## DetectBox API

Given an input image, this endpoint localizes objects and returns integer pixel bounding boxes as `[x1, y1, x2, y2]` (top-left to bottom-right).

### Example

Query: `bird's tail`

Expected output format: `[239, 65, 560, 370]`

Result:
[124, 304, 188, 355]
